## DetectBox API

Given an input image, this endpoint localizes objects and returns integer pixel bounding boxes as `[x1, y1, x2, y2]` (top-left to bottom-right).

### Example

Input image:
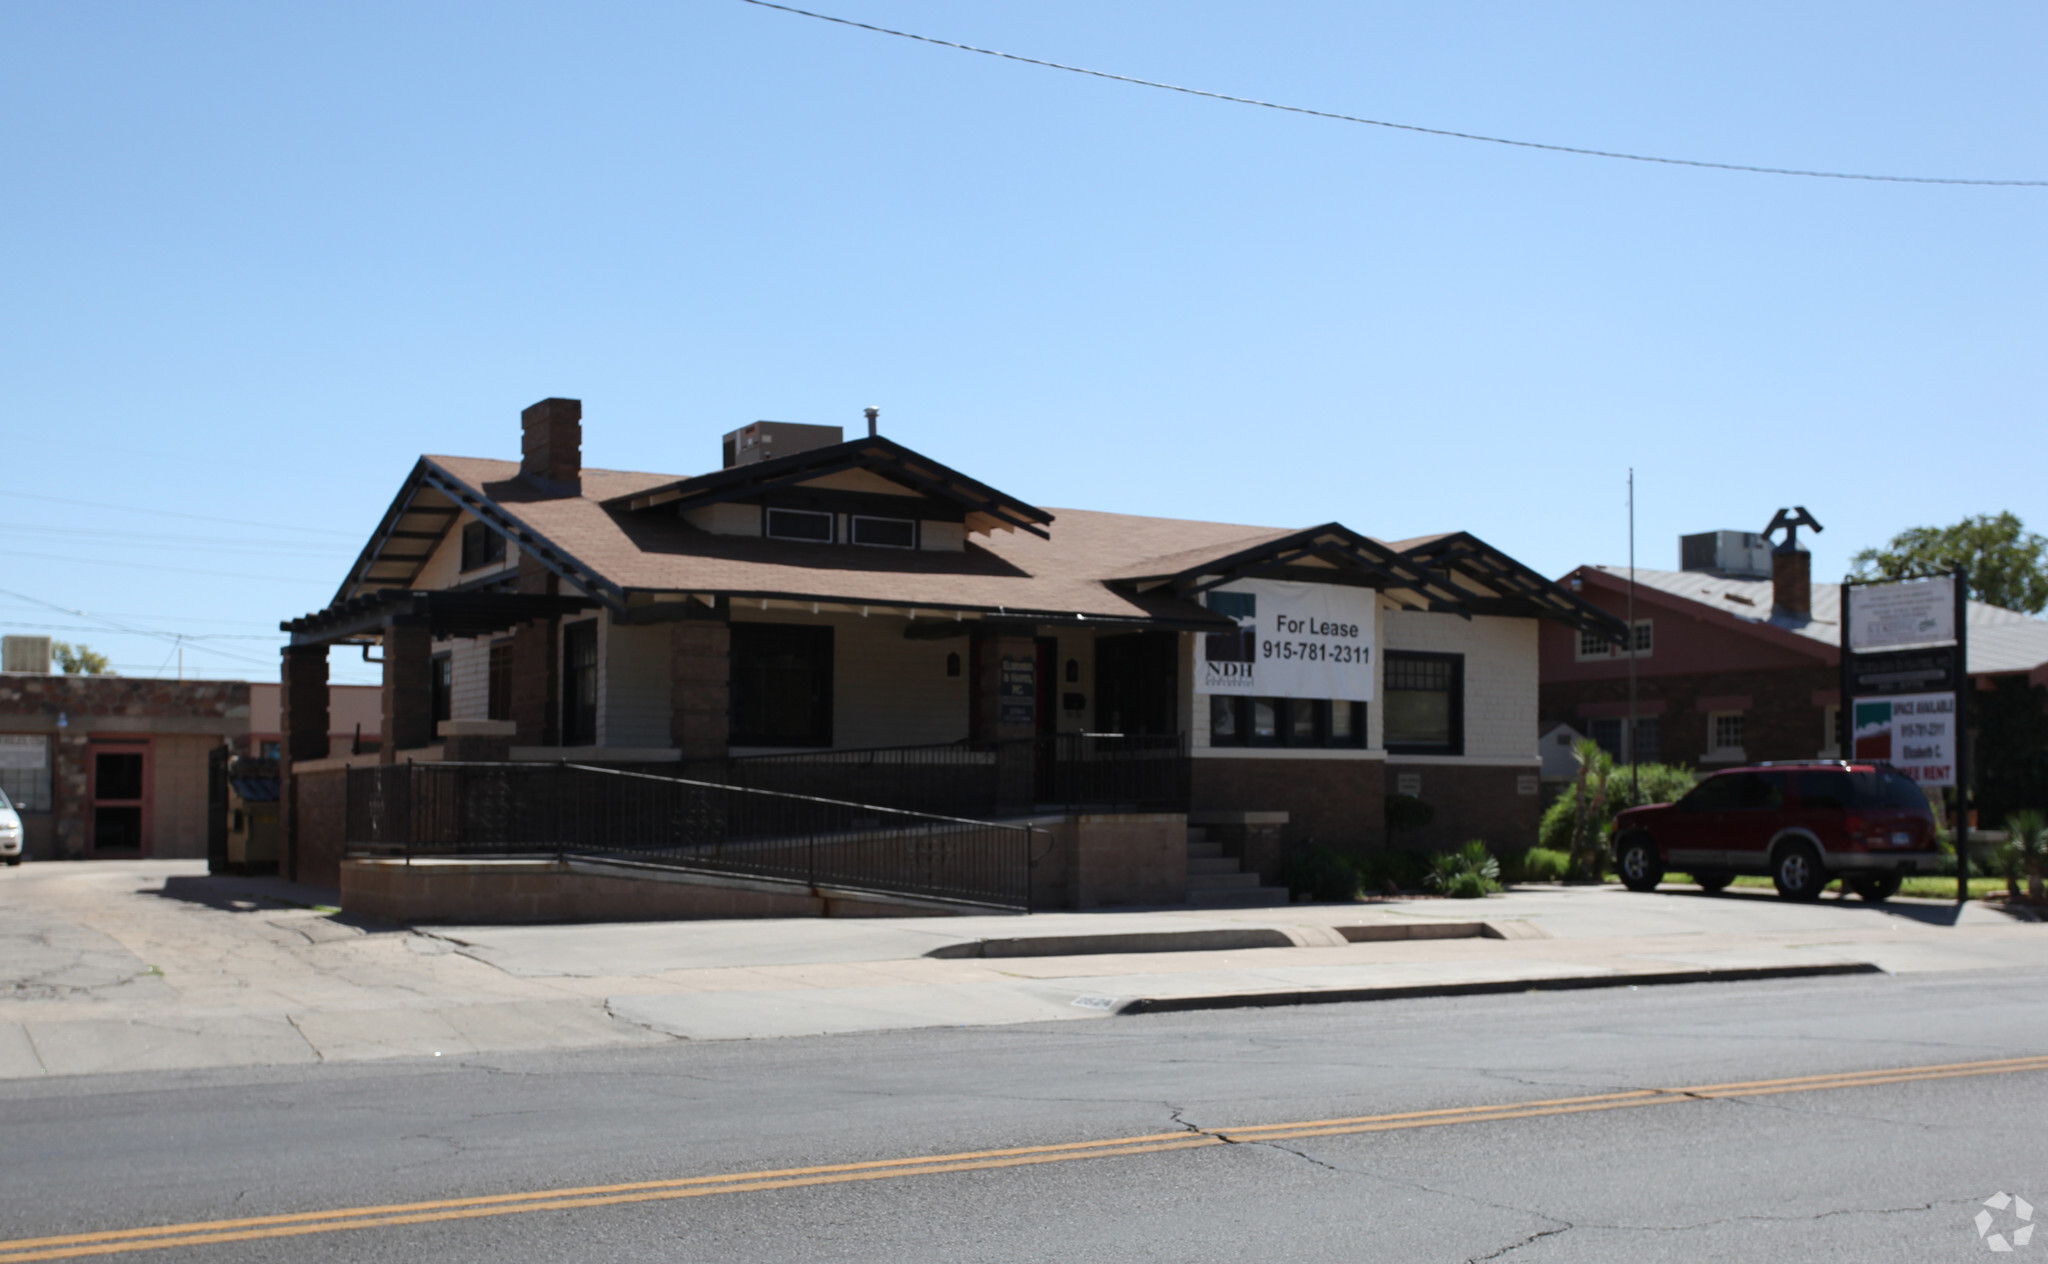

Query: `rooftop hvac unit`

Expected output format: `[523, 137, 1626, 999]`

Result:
[721, 421, 846, 469]
[1679, 531, 1772, 578]
[1, 635, 52, 674]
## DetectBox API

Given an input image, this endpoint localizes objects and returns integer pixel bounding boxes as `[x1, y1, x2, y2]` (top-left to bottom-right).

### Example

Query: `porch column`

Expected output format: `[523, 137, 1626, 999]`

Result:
[380, 617, 433, 763]
[279, 643, 329, 881]
[511, 557, 560, 746]
[280, 645, 330, 764]
[976, 631, 1038, 811]
[670, 616, 730, 760]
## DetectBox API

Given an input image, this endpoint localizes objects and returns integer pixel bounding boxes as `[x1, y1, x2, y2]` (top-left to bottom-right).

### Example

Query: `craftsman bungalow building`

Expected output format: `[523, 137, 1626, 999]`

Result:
[279, 399, 1622, 911]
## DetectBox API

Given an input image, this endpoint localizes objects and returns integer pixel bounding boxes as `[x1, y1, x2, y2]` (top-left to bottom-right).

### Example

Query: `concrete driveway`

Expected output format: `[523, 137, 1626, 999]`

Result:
[2, 859, 2040, 1076]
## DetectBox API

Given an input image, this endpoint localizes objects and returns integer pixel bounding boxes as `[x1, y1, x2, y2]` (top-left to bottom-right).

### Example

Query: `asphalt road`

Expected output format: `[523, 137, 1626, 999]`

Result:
[5, 967, 2047, 1263]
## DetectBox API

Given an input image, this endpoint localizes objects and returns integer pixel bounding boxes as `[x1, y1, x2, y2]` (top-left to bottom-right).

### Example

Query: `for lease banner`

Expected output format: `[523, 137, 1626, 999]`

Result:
[1198, 579, 1375, 702]
[1851, 692, 1956, 786]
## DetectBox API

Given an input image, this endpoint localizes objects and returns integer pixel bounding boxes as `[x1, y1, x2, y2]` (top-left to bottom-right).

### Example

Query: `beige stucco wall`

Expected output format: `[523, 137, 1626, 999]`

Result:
[150, 734, 217, 858]
[602, 613, 673, 749]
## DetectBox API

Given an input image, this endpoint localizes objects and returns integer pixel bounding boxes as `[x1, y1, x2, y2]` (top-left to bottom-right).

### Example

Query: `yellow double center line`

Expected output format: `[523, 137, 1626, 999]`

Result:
[6, 1053, 2045, 1262]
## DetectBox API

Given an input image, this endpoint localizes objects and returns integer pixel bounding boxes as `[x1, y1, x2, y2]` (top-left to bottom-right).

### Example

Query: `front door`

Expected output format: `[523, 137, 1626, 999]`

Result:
[88, 741, 151, 856]
[1094, 632, 1179, 736]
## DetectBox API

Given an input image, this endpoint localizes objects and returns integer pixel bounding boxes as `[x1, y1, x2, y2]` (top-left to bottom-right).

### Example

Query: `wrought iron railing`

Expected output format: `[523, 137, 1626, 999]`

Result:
[690, 732, 1189, 818]
[344, 762, 1041, 910]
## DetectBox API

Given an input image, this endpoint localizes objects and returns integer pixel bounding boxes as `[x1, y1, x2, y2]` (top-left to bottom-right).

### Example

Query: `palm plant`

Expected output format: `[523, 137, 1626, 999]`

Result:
[1425, 840, 1503, 898]
[1569, 738, 1615, 881]
[2005, 810, 2047, 904]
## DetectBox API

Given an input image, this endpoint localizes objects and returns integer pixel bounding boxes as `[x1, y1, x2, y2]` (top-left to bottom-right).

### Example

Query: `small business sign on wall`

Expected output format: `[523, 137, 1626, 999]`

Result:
[0, 735, 48, 770]
[1395, 772, 1422, 797]
[1198, 579, 1376, 702]
[999, 657, 1036, 726]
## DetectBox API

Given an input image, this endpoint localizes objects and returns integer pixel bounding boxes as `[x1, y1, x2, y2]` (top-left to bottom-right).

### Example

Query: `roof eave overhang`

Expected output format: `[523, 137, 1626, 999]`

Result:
[601, 438, 1056, 540]
[614, 587, 1234, 634]
[1571, 566, 1836, 661]
[1132, 524, 1475, 618]
[1404, 535, 1630, 643]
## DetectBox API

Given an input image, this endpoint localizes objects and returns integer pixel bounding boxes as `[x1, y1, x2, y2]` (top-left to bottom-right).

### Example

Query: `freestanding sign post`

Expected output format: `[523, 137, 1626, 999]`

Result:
[1840, 569, 1971, 903]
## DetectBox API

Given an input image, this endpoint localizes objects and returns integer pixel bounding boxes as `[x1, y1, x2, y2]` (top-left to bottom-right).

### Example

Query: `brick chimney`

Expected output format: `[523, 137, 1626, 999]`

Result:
[1762, 506, 1823, 622]
[1772, 545, 1811, 621]
[520, 397, 582, 495]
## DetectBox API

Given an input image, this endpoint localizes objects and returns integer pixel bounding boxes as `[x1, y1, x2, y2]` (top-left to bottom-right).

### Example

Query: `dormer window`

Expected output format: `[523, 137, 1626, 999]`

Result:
[765, 508, 833, 543]
[461, 521, 507, 571]
[850, 516, 916, 549]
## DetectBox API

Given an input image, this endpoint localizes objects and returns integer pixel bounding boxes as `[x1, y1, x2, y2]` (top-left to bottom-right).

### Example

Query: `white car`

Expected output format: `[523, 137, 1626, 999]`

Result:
[0, 787, 22, 865]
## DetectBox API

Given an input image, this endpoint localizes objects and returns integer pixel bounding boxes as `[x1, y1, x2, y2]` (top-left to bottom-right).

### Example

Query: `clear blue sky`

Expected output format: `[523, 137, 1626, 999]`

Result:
[3, 1, 2043, 685]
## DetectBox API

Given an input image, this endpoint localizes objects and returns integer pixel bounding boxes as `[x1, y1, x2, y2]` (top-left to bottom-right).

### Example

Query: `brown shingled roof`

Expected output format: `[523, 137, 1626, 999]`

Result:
[426, 456, 1256, 624]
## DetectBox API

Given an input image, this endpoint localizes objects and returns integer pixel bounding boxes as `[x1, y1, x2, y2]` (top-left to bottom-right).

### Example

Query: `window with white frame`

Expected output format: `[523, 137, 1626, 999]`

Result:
[849, 515, 916, 549]
[1709, 710, 1745, 756]
[1575, 620, 1653, 662]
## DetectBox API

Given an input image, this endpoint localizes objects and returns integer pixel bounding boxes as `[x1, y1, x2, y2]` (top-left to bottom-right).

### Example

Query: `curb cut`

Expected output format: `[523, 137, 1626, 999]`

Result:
[1115, 961, 1887, 1015]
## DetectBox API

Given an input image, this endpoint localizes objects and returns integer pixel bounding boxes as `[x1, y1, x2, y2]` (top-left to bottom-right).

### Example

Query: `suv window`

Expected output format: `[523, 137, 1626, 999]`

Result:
[1850, 769, 1934, 814]
[1678, 775, 1743, 812]
[1797, 771, 1853, 811]
[1733, 771, 1788, 810]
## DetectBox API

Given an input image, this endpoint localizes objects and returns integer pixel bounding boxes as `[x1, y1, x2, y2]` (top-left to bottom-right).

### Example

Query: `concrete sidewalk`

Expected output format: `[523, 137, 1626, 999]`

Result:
[3, 860, 2043, 1077]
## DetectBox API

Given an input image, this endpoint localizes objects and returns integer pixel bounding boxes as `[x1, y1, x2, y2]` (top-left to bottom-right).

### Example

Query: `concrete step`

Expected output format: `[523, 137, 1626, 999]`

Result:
[1186, 885, 1292, 909]
[1184, 870, 1262, 891]
[1186, 827, 1210, 844]
[1188, 856, 1241, 876]
[1186, 841, 1225, 860]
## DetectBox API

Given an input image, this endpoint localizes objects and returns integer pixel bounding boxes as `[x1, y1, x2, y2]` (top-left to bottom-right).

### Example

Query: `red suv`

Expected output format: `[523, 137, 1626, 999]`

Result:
[1611, 761, 1942, 902]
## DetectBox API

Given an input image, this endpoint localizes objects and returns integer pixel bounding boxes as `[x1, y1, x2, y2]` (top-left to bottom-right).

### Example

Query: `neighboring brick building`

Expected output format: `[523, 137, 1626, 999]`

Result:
[278, 398, 1626, 906]
[1541, 529, 2048, 786]
[0, 673, 250, 860]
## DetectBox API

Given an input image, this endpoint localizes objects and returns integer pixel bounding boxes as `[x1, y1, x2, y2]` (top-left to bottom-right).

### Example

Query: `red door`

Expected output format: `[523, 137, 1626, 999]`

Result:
[87, 740, 151, 857]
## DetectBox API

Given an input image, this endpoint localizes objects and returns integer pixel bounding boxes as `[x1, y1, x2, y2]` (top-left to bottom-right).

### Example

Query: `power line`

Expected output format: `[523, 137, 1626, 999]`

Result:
[739, 0, 2048, 187]
[0, 488, 360, 537]
[0, 524, 345, 556]
[1, 550, 332, 586]
[0, 588, 280, 668]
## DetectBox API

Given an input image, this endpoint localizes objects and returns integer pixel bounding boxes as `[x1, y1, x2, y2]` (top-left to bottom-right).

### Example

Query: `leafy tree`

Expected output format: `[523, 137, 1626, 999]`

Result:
[1851, 512, 2048, 614]
[51, 641, 111, 675]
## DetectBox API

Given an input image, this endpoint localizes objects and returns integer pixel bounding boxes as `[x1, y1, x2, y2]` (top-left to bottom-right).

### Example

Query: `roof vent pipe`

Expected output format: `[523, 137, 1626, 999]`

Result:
[864, 406, 878, 438]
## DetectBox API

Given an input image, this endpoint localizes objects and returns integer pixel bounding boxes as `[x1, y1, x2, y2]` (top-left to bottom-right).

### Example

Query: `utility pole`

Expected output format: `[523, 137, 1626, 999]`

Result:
[1627, 469, 1638, 802]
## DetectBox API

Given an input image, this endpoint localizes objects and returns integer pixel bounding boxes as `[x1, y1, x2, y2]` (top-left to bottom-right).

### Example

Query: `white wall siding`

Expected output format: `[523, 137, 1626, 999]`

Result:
[447, 636, 495, 721]
[1381, 610, 1538, 761]
[602, 614, 673, 748]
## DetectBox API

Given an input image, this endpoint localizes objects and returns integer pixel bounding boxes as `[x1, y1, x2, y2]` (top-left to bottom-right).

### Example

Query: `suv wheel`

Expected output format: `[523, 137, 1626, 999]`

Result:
[1617, 834, 1663, 893]
[1693, 870, 1732, 894]
[1772, 842, 1827, 902]
[1848, 872, 1903, 903]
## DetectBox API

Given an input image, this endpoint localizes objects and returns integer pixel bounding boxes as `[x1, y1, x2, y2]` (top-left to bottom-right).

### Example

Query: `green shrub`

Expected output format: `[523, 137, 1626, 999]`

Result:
[1514, 847, 1570, 883]
[1385, 793, 1434, 837]
[1424, 840, 1502, 899]
[1280, 845, 1362, 902]
[2007, 810, 2047, 902]
[1357, 848, 1429, 893]
[1542, 762, 1698, 856]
